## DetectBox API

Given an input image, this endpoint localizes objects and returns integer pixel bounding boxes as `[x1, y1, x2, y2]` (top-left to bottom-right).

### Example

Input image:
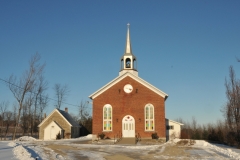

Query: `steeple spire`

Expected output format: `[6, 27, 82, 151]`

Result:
[125, 23, 132, 54]
[119, 23, 138, 76]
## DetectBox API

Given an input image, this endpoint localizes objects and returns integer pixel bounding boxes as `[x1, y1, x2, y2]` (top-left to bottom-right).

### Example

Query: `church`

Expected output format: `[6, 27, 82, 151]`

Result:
[89, 24, 168, 141]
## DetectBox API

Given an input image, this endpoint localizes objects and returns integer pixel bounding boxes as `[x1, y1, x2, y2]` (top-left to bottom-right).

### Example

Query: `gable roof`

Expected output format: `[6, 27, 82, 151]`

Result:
[38, 109, 80, 127]
[89, 71, 168, 100]
[57, 109, 80, 126]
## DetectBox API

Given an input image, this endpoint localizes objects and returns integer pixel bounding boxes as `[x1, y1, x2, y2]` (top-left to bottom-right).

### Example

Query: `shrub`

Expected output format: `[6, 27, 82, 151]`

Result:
[56, 132, 61, 140]
[98, 133, 105, 139]
[151, 132, 159, 139]
[208, 129, 218, 142]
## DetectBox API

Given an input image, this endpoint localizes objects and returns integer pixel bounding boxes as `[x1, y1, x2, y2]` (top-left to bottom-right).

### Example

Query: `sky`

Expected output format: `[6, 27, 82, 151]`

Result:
[0, 0, 240, 125]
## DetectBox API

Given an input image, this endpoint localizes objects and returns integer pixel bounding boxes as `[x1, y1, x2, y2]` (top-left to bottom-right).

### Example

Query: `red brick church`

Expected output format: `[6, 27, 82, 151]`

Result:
[89, 24, 168, 140]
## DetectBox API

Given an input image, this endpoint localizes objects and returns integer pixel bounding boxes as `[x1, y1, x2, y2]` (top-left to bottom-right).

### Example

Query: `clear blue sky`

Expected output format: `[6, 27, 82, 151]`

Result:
[0, 1, 240, 124]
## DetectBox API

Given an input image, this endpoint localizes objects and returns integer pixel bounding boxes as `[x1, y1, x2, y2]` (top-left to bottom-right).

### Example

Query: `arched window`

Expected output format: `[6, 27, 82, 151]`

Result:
[103, 104, 112, 131]
[145, 104, 154, 131]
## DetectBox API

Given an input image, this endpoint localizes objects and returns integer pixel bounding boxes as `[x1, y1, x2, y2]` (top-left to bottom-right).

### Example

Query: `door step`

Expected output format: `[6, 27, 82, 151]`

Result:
[116, 137, 136, 145]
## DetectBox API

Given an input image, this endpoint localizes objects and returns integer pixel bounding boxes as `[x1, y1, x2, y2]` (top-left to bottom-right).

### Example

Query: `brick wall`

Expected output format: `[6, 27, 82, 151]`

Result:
[92, 76, 166, 139]
[39, 110, 72, 139]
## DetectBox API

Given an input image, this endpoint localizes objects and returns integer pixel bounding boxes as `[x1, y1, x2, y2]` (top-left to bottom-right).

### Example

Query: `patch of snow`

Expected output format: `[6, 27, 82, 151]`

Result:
[27, 145, 48, 160]
[194, 140, 208, 147]
[8, 141, 17, 147]
[159, 146, 165, 153]
[16, 136, 37, 141]
[194, 140, 240, 159]
[38, 145, 63, 160]
[74, 150, 106, 160]
[46, 135, 92, 142]
[86, 134, 93, 138]
[154, 155, 186, 159]
[172, 138, 181, 143]
[13, 145, 35, 160]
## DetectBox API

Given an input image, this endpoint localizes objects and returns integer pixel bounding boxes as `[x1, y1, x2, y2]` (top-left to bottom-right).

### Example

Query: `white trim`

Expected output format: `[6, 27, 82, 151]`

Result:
[122, 115, 135, 137]
[145, 104, 155, 131]
[165, 118, 184, 126]
[38, 109, 72, 127]
[103, 104, 112, 131]
[89, 71, 168, 100]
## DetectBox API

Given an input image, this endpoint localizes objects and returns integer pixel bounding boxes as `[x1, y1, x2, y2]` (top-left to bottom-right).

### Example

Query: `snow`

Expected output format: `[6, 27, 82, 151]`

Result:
[13, 145, 35, 160]
[15, 136, 37, 141]
[194, 140, 240, 159]
[173, 139, 240, 159]
[86, 134, 93, 138]
[166, 138, 240, 159]
[1, 136, 240, 159]
[0, 141, 18, 160]
[8, 141, 17, 147]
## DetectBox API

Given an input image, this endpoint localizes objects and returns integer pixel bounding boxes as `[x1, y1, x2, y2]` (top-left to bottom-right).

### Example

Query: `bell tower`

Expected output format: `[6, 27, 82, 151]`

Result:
[119, 23, 138, 76]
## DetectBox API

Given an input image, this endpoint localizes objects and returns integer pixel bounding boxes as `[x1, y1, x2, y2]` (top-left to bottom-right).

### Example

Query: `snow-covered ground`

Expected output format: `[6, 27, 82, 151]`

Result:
[1, 136, 240, 160]
[172, 138, 240, 159]
[0, 141, 18, 160]
[0, 135, 93, 160]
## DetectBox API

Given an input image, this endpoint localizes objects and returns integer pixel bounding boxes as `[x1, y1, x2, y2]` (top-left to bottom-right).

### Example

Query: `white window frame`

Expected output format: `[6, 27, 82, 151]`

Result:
[145, 103, 154, 131]
[103, 104, 112, 131]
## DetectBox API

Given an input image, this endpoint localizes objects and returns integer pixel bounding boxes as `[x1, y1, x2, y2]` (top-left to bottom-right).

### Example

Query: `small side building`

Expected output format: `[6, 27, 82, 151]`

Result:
[38, 108, 80, 140]
[165, 119, 184, 141]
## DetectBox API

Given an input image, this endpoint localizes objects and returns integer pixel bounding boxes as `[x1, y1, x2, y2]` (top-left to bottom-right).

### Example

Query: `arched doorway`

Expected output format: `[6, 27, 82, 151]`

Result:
[122, 115, 135, 137]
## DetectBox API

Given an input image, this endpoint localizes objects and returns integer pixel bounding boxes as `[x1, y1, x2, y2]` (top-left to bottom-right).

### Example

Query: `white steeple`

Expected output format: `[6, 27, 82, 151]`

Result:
[125, 23, 132, 54]
[119, 23, 138, 76]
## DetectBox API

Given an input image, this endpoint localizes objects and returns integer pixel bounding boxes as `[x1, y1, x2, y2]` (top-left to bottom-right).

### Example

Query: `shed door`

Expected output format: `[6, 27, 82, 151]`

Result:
[122, 115, 135, 137]
[50, 126, 55, 139]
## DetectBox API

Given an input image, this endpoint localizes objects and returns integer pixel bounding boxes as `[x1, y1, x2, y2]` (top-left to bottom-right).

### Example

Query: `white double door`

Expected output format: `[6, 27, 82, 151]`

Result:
[122, 115, 135, 137]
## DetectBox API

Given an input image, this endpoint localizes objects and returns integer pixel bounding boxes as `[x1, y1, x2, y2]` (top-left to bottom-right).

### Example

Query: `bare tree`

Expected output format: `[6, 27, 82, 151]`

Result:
[69, 113, 79, 122]
[39, 94, 48, 122]
[4, 111, 12, 139]
[78, 101, 92, 134]
[7, 53, 45, 140]
[21, 99, 30, 135]
[54, 84, 69, 109]
[11, 103, 17, 137]
[78, 101, 89, 125]
[0, 101, 8, 140]
[191, 117, 197, 132]
[224, 66, 240, 145]
[31, 75, 48, 135]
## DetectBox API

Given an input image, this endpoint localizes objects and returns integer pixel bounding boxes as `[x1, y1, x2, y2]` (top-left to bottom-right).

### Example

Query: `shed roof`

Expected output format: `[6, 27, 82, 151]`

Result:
[57, 109, 79, 127]
[38, 109, 80, 127]
[166, 118, 184, 125]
